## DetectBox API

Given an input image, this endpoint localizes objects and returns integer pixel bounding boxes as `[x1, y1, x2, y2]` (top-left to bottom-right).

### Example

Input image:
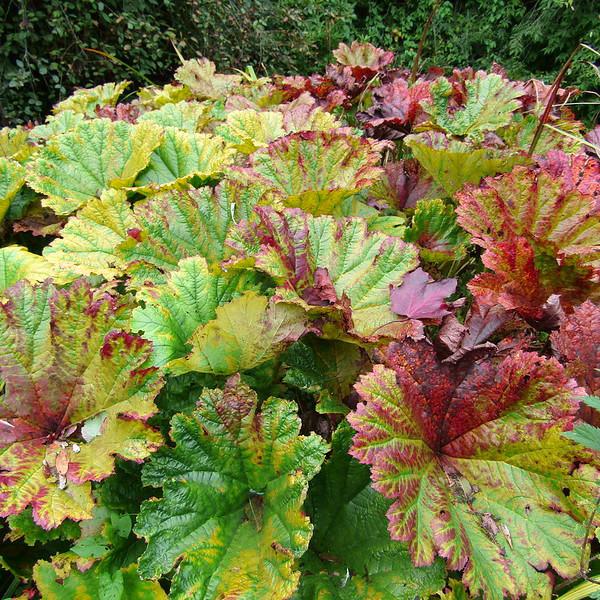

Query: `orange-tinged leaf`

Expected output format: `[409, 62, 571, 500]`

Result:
[0, 281, 163, 529]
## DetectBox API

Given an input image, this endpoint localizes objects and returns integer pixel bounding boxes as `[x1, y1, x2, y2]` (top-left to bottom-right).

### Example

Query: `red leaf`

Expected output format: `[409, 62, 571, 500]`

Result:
[468, 238, 549, 320]
[457, 154, 600, 317]
[348, 339, 591, 597]
[301, 267, 338, 306]
[438, 301, 510, 363]
[0, 281, 163, 528]
[390, 268, 457, 320]
[368, 159, 439, 210]
[551, 301, 600, 395]
[357, 79, 431, 139]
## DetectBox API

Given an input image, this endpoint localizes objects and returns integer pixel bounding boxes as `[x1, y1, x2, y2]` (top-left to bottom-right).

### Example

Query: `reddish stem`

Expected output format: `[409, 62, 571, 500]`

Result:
[527, 43, 582, 157]
[410, 0, 443, 85]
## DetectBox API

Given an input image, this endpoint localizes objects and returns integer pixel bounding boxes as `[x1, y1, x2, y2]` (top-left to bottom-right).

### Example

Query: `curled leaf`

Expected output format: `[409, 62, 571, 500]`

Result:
[132, 129, 235, 194]
[227, 206, 419, 339]
[216, 110, 285, 153]
[405, 131, 528, 196]
[0, 158, 25, 221]
[0, 246, 54, 292]
[53, 81, 131, 116]
[332, 41, 394, 74]
[357, 79, 431, 139]
[422, 74, 523, 141]
[438, 302, 510, 363]
[368, 159, 439, 210]
[138, 100, 213, 132]
[404, 198, 470, 263]
[457, 152, 600, 316]
[174, 58, 241, 100]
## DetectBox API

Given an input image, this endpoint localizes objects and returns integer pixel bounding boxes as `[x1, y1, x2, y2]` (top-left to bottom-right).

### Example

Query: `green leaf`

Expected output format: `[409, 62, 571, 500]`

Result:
[503, 114, 585, 155]
[33, 561, 167, 600]
[53, 81, 131, 116]
[42, 181, 263, 287]
[216, 109, 286, 153]
[169, 291, 308, 375]
[405, 131, 529, 196]
[0, 126, 34, 162]
[366, 215, 406, 238]
[135, 378, 328, 599]
[110, 513, 132, 539]
[283, 336, 368, 414]
[564, 422, 600, 452]
[43, 190, 137, 280]
[30, 110, 86, 141]
[97, 461, 153, 516]
[138, 84, 192, 108]
[0, 246, 53, 292]
[564, 397, 600, 451]
[6, 509, 80, 546]
[71, 535, 111, 559]
[238, 132, 383, 216]
[0, 158, 25, 220]
[27, 119, 163, 214]
[423, 74, 523, 141]
[63, 502, 145, 572]
[303, 423, 446, 599]
[120, 182, 263, 278]
[138, 100, 213, 132]
[404, 198, 470, 263]
[132, 128, 235, 193]
[131, 256, 246, 367]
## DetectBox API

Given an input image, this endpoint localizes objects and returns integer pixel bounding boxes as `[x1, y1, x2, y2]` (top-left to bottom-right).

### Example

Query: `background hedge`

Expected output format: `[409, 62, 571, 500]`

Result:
[1, 0, 598, 126]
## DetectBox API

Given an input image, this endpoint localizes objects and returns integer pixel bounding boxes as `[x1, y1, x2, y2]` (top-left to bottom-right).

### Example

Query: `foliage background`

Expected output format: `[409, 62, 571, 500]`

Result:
[1, 0, 599, 126]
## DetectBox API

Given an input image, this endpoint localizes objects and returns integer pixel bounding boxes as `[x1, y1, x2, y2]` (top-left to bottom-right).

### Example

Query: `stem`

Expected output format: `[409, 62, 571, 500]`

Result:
[544, 123, 598, 153]
[2, 576, 20, 599]
[83, 48, 155, 86]
[527, 43, 582, 157]
[579, 494, 600, 580]
[409, 0, 443, 85]
[170, 39, 186, 65]
[356, 73, 382, 111]
[556, 580, 600, 600]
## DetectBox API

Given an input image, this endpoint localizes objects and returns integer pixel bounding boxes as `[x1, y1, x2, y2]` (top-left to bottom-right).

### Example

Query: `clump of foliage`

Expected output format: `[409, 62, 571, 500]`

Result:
[0, 41, 599, 599]
[1, 0, 598, 126]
